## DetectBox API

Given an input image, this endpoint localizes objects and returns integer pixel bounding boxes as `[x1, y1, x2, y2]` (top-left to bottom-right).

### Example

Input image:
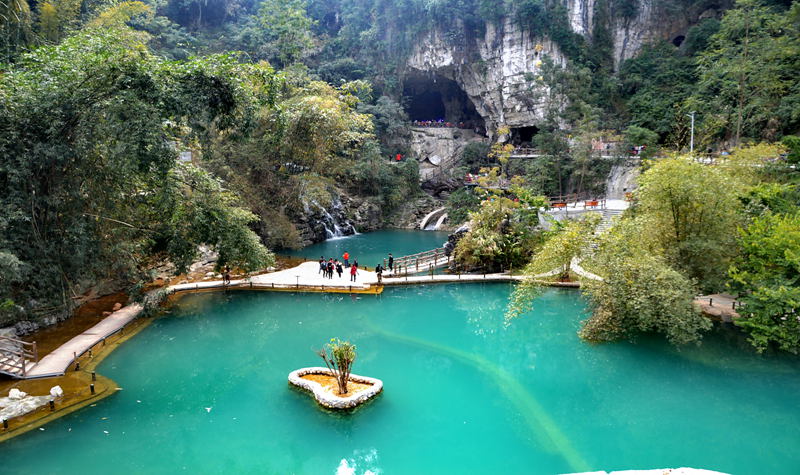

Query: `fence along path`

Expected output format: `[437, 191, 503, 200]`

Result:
[0, 336, 38, 378]
[387, 247, 451, 275]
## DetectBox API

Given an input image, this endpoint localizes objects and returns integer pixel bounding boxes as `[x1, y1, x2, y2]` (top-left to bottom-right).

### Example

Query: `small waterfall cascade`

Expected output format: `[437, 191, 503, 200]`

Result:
[314, 198, 357, 240]
[605, 163, 640, 200]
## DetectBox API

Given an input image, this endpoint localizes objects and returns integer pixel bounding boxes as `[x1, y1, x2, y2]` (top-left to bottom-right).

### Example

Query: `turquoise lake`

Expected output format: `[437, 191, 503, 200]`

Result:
[2, 282, 799, 474]
[282, 229, 450, 268]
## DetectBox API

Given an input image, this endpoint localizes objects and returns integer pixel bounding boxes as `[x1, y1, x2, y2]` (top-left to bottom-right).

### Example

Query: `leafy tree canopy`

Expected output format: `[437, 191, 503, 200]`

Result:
[0, 27, 274, 320]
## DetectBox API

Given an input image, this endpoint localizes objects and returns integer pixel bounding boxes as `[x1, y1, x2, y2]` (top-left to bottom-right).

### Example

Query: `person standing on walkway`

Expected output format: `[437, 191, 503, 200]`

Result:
[343, 251, 350, 268]
[223, 265, 231, 285]
[327, 259, 334, 279]
[350, 263, 358, 282]
[388, 253, 394, 272]
[336, 261, 343, 278]
[376, 264, 383, 284]
[319, 257, 326, 275]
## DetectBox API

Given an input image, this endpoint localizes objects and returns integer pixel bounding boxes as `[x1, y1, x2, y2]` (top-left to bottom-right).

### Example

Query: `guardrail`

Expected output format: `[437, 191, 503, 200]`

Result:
[390, 248, 450, 275]
[0, 336, 38, 378]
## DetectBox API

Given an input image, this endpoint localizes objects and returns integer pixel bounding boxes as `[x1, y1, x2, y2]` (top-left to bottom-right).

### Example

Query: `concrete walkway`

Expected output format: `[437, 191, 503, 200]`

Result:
[694, 294, 741, 322]
[25, 304, 143, 378]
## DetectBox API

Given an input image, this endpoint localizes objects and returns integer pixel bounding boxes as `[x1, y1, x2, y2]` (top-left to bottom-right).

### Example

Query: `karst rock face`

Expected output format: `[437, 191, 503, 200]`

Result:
[407, 16, 566, 134]
[405, 2, 709, 133]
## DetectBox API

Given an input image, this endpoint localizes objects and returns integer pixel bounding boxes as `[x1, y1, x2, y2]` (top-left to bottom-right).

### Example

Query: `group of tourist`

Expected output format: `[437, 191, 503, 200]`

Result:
[316, 251, 399, 283]
[319, 253, 359, 282]
[412, 119, 460, 128]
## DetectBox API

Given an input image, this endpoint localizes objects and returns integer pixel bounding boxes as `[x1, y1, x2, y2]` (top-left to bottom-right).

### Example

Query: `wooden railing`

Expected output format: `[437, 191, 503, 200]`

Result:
[389, 248, 451, 276]
[0, 335, 38, 378]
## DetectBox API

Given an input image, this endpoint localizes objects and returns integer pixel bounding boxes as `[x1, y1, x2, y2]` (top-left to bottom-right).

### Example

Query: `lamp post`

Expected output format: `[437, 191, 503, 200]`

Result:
[687, 111, 696, 156]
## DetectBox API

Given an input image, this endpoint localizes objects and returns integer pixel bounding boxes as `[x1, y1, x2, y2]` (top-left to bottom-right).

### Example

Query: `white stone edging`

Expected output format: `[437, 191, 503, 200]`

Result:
[288, 366, 383, 410]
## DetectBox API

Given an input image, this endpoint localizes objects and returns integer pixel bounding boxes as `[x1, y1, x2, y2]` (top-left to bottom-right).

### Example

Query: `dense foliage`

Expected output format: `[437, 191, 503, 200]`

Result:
[730, 212, 800, 353]
[454, 196, 540, 272]
[635, 158, 744, 291]
[0, 28, 275, 321]
[580, 219, 711, 345]
[0, 12, 420, 325]
[510, 144, 798, 349]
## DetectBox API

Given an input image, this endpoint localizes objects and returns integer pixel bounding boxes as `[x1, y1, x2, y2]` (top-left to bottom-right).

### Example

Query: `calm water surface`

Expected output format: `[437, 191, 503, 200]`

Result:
[282, 229, 450, 268]
[2, 285, 799, 474]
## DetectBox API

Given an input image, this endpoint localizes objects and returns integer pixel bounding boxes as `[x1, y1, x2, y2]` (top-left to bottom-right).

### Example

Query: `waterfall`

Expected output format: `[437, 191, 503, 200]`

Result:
[314, 198, 357, 240]
[605, 163, 640, 200]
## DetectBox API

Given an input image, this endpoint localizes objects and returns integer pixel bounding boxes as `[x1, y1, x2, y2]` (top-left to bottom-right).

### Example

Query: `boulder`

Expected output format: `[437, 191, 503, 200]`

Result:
[9, 388, 27, 400]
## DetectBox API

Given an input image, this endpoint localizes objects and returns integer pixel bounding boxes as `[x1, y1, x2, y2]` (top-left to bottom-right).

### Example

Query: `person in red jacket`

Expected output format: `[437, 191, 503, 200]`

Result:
[349, 263, 358, 282]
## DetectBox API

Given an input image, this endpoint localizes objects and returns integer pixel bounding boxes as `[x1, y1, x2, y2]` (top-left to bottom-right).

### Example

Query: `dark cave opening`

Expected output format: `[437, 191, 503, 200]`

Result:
[510, 126, 539, 146]
[403, 73, 485, 130]
[672, 35, 686, 47]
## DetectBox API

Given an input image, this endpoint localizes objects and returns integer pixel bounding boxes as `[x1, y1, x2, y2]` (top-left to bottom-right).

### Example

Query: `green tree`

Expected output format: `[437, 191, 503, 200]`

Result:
[446, 187, 481, 225]
[0, 0, 34, 61]
[0, 28, 274, 321]
[623, 125, 659, 158]
[695, 0, 800, 144]
[579, 219, 711, 345]
[357, 95, 411, 156]
[506, 214, 600, 319]
[729, 212, 800, 353]
[258, 0, 316, 67]
[635, 158, 745, 291]
[37, 0, 83, 43]
[316, 337, 357, 395]
[581, 251, 710, 345]
[454, 197, 540, 272]
[618, 41, 696, 141]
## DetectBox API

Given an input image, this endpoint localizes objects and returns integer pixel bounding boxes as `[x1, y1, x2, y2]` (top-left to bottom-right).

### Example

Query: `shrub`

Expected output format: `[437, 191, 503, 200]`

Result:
[317, 338, 357, 395]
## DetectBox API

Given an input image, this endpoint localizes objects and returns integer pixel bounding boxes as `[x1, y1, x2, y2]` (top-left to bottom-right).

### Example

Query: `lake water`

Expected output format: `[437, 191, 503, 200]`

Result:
[282, 229, 450, 269]
[2, 234, 799, 474]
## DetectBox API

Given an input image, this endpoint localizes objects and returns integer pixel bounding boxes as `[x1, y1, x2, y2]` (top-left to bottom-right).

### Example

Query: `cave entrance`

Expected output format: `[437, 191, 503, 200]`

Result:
[672, 35, 686, 47]
[510, 126, 539, 146]
[403, 72, 485, 131]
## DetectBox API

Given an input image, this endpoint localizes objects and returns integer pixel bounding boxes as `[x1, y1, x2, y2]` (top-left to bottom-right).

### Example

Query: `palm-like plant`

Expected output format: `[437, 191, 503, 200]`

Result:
[316, 338, 357, 395]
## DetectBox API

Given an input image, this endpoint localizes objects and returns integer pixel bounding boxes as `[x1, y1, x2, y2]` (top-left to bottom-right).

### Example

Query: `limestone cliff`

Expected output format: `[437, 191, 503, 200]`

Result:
[406, 16, 566, 133]
[404, 2, 725, 133]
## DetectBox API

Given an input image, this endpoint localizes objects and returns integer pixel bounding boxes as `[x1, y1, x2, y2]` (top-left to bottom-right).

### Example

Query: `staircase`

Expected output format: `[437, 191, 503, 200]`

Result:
[0, 336, 38, 378]
[596, 208, 624, 234]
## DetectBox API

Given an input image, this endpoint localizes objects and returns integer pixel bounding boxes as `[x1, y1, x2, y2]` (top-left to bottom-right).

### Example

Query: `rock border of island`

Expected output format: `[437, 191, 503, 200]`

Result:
[288, 367, 383, 409]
